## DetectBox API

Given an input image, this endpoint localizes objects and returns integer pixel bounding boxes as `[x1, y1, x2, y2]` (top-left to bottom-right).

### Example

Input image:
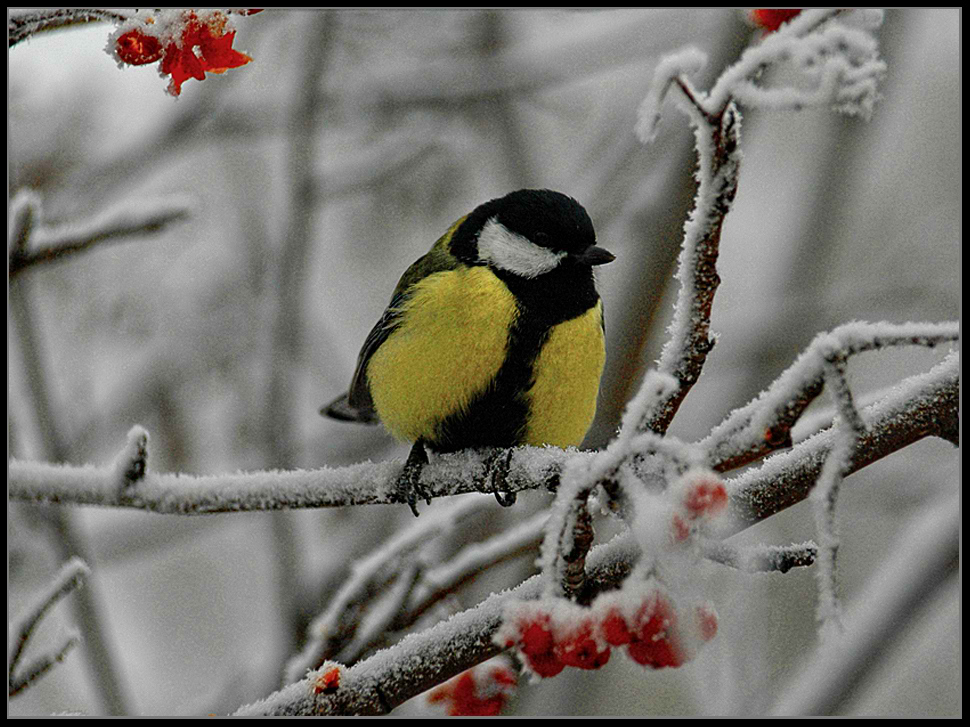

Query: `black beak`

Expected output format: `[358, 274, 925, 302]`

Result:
[574, 245, 615, 266]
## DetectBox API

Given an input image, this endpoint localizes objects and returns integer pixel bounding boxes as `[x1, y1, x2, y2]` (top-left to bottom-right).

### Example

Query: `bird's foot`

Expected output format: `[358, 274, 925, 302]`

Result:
[486, 447, 517, 507]
[396, 440, 433, 517]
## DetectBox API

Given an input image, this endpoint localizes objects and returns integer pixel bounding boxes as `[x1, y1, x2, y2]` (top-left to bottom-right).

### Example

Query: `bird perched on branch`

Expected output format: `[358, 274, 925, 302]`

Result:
[323, 189, 614, 514]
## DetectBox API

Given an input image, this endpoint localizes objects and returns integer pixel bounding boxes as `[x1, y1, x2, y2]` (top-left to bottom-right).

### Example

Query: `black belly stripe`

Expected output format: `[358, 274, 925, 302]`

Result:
[427, 262, 600, 453]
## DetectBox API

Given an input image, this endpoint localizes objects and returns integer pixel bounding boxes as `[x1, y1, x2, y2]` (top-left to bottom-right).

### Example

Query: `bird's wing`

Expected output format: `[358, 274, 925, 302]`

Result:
[321, 218, 467, 424]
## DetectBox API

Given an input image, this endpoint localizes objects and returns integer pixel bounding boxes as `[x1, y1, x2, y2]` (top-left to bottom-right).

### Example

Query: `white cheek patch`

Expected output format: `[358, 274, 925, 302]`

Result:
[476, 218, 566, 278]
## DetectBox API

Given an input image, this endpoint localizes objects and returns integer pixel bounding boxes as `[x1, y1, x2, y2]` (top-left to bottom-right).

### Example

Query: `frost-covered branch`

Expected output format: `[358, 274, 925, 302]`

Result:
[285, 497, 496, 681]
[8, 436, 572, 513]
[711, 9, 886, 119]
[635, 79, 742, 437]
[720, 350, 960, 536]
[290, 510, 548, 685]
[701, 541, 817, 574]
[8, 191, 192, 277]
[8, 8, 129, 47]
[701, 321, 960, 472]
[11, 342, 957, 522]
[237, 535, 640, 716]
[531, 43, 746, 598]
[8, 558, 90, 697]
[406, 510, 548, 620]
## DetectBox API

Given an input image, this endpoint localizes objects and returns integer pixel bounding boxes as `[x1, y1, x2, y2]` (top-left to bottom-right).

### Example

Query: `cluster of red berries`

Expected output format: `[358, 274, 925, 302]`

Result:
[111, 10, 256, 96]
[670, 470, 729, 543]
[427, 659, 517, 717]
[497, 589, 717, 678]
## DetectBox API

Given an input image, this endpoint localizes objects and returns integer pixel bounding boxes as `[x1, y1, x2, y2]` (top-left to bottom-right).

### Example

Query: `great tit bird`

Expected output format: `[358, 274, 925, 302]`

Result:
[323, 188, 614, 514]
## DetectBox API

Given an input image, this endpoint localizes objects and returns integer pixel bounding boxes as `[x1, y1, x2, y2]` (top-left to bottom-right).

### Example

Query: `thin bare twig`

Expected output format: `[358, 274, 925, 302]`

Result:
[9, 558, 89, 697]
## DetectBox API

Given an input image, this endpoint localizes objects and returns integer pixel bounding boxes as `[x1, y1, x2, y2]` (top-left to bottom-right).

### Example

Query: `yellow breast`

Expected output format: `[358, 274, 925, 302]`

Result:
[524, 300, 605, 447]
[366, 266, 518, 443]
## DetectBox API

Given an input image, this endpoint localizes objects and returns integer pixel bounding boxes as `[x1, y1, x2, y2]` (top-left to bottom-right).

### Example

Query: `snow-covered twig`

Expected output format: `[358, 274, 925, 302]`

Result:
[237, 534, 640, 716]
[8, 8, 130, 47]
[711, 10, 885, 120]
[8, 440, 575, 513]
[534, 46, 743, 597]
[113, 425, 149, 492]
[285, 497, 494, 681]
[537, 371, 685, 598]
[811, 354, 862, 637]
[637, 87, 742, 437]
[701, 541, 817, 574]
[8, 558, 90, 697]
[313, 511, 548, 674]
[701, 321, 960, 472]
[406, 510, 548, 618]
[720, 351, 960, 536]
[8, 191, 193, 277]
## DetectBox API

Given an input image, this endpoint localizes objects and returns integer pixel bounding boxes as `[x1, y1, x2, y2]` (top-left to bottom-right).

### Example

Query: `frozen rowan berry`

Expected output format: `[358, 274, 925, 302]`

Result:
[554, 620, 611, 670]
[599, 607, 633, 647]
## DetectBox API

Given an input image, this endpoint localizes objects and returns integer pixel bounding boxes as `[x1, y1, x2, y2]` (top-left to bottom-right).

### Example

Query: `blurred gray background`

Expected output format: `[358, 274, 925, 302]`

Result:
[8, 9, 959, 716]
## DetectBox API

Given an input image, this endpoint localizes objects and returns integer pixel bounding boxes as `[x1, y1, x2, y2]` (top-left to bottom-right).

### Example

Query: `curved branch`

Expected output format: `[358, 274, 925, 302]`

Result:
[8, 8, 129, 48]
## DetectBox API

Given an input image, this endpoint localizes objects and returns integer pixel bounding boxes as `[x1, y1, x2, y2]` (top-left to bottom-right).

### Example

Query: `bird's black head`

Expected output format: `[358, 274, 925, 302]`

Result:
[450, 189, 614, 278]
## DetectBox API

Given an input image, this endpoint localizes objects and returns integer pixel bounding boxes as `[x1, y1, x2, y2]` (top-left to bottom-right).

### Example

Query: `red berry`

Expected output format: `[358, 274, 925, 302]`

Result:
[626, 593, 685, 669]
[525, 651, 566, 678]
[695, 604, 718, 642]
[490, 665, 518, 687]
[750, 9, 803, 33]
[554, 621, 611, 670]
[520, 619, 554, 657]
[683, 476, 728, 519]
[115, 29, 164, 65]
[626, 636, 684, 669]
[600, 607, 633, 646]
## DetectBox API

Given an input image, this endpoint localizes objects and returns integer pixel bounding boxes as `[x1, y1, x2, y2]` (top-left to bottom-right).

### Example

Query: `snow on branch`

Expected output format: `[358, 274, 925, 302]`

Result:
[701, 541, 818, 574]
[7, 436, 576, 514]
[711, 9, 886, 119]
[636, 87, 741, 438]
[286, 496, 497, 681]
[720, 350, 960, 536]
[8, 190, 193, 277]
[638, 9, 885, 137]
[702, 321, 960, 472]
[237, 533, 641, 716]
[8, 558, 90, 698]
[8, 8, 130, 47]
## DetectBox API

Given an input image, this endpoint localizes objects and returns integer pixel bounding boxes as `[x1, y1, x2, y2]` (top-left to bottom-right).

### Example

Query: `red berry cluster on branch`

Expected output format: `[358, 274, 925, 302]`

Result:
[109, 9, 256, 96]
[427, 659, 518, 716]
[496, 587, 718, 678]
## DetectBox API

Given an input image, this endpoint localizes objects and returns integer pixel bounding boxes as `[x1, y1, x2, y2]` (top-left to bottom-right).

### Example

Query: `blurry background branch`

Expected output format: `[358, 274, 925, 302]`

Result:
[8, 558, 89, 698]
[8, 8, 960, 717]
[8, 191, 192, 278]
